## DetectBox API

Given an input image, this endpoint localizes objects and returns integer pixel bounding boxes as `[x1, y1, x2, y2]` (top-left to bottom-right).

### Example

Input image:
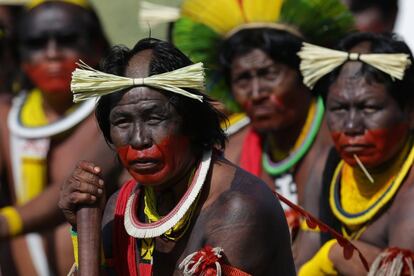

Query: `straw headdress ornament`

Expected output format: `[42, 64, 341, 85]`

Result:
[71, 60, 206, 103]
[139, 0, 355, 113]
[298, 42, 412, 89]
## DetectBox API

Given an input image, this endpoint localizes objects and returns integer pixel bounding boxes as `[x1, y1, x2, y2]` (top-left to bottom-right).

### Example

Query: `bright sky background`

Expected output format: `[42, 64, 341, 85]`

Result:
[395, 0, 414, 49]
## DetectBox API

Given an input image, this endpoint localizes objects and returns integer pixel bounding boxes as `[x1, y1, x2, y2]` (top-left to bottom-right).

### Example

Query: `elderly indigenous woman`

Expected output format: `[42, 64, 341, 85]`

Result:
[295, 33, 414, 275]
[59, 38, 295, 275]
[170, 0, 354, 233]
[0, 0, 118, 275]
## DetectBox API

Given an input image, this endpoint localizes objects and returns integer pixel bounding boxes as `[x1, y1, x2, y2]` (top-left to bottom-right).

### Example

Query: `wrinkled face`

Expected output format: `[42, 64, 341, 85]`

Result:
[230, 49, 310, 133]
[109, 51, 195, 186]
[326, 45, 409, 168]
[19, 4, 95, 95]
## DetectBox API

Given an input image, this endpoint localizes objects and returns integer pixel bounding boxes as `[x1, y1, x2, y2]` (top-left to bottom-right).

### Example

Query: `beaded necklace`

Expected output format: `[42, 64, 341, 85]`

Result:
[123, 151, 212, 275]
[262, 96, 324, 176]
[330, 138, 414, 234]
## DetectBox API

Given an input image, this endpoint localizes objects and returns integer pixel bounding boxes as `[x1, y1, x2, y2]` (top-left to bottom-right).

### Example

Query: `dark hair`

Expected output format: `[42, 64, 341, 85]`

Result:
[346, 0, 398, 20]
[316, 32, 414, 107]
[95, 38, 227, 154]
[219, 28, 304, 83]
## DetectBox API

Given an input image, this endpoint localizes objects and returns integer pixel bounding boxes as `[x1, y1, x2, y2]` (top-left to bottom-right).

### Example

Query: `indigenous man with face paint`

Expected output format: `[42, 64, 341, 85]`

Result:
[59, 38, 295, 275]
[295, 33, 414, 275]
[169, 0, 354, 234]
[0, 1, 119, 275]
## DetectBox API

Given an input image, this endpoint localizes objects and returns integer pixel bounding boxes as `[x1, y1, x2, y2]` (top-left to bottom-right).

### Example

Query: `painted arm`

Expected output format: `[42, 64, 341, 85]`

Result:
[203, 190, 296, 276]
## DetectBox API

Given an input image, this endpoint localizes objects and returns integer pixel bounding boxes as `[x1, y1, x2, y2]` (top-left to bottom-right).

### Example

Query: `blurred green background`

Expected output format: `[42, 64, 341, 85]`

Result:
[89, 0, 181, 47]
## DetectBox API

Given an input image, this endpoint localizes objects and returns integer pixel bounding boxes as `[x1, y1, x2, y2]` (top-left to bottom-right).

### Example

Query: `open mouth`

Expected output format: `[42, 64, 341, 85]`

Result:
[129, 158, 161, 171]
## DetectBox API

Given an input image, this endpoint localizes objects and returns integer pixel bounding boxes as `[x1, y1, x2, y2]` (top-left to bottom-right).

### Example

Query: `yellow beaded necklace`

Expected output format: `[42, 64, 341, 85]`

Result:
[330, 137, 414, 236]
[268, 98, 317, 161]
[140, 169, 199, 263]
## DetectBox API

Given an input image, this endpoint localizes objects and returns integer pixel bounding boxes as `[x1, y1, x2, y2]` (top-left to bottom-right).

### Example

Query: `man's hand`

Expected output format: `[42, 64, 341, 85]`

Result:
[58, 161, 106, 228]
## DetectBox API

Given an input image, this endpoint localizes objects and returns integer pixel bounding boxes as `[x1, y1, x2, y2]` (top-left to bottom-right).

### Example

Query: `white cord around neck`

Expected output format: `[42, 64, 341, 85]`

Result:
[8, 92, 96, 139]
[124, 150, 212, 239]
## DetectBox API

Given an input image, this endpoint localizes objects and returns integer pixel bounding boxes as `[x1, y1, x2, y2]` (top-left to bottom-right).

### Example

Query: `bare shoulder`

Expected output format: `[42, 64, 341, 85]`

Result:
[0, 94, 12, 127]
[199, 160, 294, 275]
[207, 157, 284, 221]
[390, 169, 414, 219]
[387, 171, 414, 249]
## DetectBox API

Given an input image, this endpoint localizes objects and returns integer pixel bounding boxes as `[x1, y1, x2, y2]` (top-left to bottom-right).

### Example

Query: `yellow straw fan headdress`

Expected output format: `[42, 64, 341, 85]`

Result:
[169, 0, 355, 113]
[71, 60, 205, 103]
[298, 42, 412, 89]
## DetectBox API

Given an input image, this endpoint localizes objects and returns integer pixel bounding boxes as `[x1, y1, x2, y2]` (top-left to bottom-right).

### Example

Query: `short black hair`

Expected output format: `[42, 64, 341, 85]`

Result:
[316, 32, 414, 107]
[218, 28, 304, 83]
[346, 0, 398, 19]
[96, 38, 227, 154]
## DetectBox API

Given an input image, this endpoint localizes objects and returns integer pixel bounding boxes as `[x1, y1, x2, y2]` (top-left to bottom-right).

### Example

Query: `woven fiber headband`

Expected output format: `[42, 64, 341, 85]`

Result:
[298, 42, 412, 89]
[71, 60, 205, 103]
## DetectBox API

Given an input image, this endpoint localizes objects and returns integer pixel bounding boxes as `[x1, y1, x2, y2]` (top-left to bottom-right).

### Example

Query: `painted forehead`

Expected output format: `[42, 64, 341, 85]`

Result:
[233, 49, 274, 68]
[124, 49, 153, 79]
[20, 4, 87, 39]
[120, 49, 173, 104]
[333, 41, 375, 84]
[115, 88, 171, 108]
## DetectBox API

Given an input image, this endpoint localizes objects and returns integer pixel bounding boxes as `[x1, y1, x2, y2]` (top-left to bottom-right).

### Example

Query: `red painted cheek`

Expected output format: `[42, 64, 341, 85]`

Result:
[242, 100, 252, 112]
[116, 135, 191, 185]
[269, 94, 286, 111]
[331, 123, 409, 167]
[23, 57, 79, 94]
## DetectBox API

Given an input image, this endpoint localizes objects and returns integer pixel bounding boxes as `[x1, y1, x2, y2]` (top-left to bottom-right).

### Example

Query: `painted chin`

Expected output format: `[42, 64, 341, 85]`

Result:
[117, 145, 169, 185]
[128, 164, 172, 186]
[116, 135, 191, 186]
[23, 58, 78, 94]
[338, 148, 382, 167]
[331, 124, 409, 168]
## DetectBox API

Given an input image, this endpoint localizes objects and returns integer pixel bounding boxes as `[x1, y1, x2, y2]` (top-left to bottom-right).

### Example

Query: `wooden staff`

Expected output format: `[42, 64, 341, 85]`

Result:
[77, 205, 101, 276]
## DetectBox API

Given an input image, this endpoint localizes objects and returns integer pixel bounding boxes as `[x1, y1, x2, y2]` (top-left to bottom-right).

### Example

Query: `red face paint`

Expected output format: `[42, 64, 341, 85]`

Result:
[116, 135, 191, 185]
[22, 56, 79, 94]
[331, 123, 409, 167]
[269, 94, 287, 112]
